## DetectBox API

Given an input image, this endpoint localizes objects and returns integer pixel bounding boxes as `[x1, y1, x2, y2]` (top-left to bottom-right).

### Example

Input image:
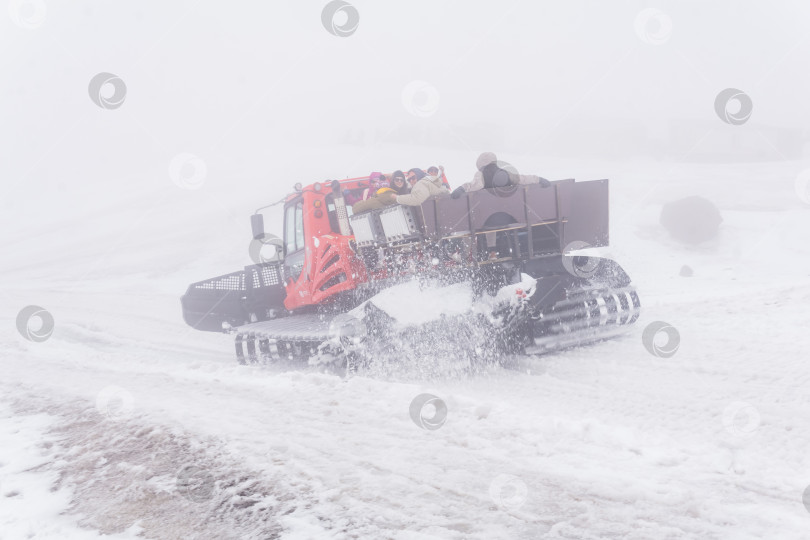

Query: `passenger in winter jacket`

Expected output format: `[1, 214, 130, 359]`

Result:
[351, 187, 398, 214]
[451, 152, 550, 198]
[427, 166, 451, 190]
[405, 168, 426, 188]
[362, 172, 386, 201]
[390, 170, 410, 195]
[396, 171, 450, 206]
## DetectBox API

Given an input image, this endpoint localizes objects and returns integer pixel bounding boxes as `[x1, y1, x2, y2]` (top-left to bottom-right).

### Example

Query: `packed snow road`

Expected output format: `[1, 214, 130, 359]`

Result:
[2, 155, 810, 539]
[3, 283, 809, 539]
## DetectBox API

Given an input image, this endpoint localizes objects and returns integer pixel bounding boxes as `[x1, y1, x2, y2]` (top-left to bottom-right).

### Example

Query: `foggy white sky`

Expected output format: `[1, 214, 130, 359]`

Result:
[3, 0, 810, 193]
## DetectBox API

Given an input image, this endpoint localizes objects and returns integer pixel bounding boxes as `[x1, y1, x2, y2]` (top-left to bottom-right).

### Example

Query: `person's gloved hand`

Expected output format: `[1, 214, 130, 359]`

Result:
[451, 186, 466, 199]
[538, 177, 551, 188]
[378, 190, 398, 205]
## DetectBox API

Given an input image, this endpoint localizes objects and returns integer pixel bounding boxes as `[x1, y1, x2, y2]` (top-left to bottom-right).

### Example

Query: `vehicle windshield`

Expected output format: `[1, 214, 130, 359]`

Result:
[284, 199, 305, 253]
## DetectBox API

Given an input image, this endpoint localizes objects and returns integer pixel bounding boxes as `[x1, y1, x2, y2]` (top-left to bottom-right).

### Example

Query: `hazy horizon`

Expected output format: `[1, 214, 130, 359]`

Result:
[3, 1, 810, 193]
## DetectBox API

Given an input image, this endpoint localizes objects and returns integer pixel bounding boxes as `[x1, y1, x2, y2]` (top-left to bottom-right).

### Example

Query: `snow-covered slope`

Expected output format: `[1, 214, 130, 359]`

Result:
[2, 149, 809, 539]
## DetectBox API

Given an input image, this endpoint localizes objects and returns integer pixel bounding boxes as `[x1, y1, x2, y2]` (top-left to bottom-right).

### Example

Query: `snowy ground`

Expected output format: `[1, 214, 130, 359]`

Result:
[2, 148, 810, 539]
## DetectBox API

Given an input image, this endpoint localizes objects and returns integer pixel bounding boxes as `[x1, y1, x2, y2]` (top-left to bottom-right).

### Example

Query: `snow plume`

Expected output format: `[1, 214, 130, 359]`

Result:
[340, 275, 536, 380]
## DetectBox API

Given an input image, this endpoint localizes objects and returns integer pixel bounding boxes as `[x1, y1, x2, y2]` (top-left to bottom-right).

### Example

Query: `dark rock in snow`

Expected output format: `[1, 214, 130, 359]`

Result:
[660, 196, 723, 244]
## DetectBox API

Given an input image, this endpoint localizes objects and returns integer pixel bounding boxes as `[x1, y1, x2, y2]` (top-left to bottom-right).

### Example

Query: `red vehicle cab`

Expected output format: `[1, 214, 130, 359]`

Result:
[279, 178, 369, 311]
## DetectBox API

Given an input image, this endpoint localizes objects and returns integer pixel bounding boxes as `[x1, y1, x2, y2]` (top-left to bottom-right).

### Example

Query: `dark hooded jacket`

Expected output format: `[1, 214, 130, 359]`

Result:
[390, 171, 410, 195]
[460, 152, 541, 192]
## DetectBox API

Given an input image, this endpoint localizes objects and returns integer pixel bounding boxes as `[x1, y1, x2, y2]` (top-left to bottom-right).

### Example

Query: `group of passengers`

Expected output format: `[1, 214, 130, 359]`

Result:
[349, 166, 450, 214]
[348, 152, 552, 215]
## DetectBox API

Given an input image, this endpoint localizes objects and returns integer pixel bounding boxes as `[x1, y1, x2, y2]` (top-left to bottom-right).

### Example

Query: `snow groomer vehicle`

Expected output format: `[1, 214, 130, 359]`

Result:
[181, 167, 640, 369]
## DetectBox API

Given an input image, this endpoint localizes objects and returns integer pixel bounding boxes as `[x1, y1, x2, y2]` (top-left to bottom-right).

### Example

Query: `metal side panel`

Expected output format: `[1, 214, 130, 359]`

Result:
[524, 182, 559, 223]
[349, 211, 385, 247]
[468, 187, 528, 230]
[420, 198, 439, 238]
[553, 179, 576, 220]
[561, 179, 609, 249]
[426, 196, 472, 239]
[379, 205, 422, 243]
[244, 263, 287, 320]
[180, 269, 249, 332]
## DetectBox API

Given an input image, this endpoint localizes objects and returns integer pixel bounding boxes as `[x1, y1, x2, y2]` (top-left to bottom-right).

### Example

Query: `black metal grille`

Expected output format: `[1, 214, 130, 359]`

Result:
[261, 264, 280, 286]
[247, 264, 282, 289]
[194, 271, 245, 291]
